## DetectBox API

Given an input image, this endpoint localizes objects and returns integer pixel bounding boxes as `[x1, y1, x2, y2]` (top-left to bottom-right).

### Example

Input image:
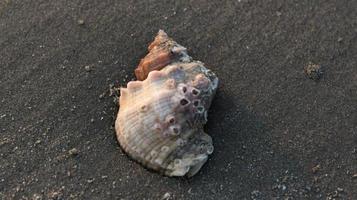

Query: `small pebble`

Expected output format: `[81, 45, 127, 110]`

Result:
[187, 188, 192, 194]
[87, 178, 94, 183]
[68, 148, 79, 156]
[99, 93, 106, 99]
[78, 19, 85, 25]
[32, 193, 42, 200]
[281, 184, 287, 191]
[84, 65, 92, 72]
[312, 164, 320, 173]
[304, 63, 323, 80]
[251, 190, 262, 199]
[161, 192, 171, 200]
[305, 185, 311, 191]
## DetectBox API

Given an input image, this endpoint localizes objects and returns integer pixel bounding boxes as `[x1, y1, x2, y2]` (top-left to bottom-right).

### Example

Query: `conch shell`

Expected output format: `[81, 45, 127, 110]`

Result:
[115, 30, 218, 177]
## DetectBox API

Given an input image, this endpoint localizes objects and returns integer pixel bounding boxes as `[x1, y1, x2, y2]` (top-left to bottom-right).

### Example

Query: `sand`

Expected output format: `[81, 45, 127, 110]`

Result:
[0, 0, 356, 199]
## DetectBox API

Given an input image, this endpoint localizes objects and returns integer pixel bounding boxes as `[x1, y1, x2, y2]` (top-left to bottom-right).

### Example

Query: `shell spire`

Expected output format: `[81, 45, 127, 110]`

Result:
[115, 30, 218, 177]
[134, 30, 192, 81]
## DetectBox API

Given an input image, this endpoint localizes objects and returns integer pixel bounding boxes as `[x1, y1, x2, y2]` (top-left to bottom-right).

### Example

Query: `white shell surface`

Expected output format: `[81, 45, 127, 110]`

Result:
[115, 32, 218, 177]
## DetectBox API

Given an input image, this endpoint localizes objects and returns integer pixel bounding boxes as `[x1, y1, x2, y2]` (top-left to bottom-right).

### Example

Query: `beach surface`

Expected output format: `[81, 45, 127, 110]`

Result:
[0, 0, 356, 199]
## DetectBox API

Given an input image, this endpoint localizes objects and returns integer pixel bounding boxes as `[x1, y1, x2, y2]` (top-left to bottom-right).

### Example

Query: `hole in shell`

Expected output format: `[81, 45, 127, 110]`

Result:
[174, 159, 182, 166]
[191, 88, 200, 96]
[178, 83, 188, 94]
[161, 146, 169, 152]
[162, 131, 170, 137]
[193, 100, 200, 107]
[140, 105, 148, 112]
[176, 138, 185, 146]
[182, 87, 187, 93]
[206, 144, 214, 154]
[166, 115, 175, 124]
[199, 144, 206, 153]
[150, 150, 158, 157]
[197, 106, 204, 113]
[180, 98, 189, 106]
[170, 125, 180, 136]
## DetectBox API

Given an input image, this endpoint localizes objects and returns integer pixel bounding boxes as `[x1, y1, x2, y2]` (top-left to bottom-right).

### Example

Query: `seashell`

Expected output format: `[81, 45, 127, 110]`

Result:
[115, 30, 219, 177]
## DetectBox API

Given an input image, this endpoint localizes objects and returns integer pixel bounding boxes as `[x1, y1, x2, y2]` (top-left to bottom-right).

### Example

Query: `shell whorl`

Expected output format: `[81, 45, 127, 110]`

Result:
[115, 31, 218, 177]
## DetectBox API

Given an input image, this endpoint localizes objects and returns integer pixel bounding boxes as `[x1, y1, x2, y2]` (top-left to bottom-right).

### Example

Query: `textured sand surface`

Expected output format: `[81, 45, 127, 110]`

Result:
[0, 0, 356, 199]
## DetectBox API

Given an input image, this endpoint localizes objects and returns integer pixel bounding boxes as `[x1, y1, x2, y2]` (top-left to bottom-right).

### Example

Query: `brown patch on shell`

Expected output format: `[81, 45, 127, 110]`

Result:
[134, 30, 189, 81]
[135, 51, 173, 81]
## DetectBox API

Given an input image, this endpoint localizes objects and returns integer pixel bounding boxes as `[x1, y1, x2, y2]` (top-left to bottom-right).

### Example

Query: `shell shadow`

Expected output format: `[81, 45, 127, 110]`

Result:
[201, 88, 270, 178]
[181, 87, 307, 198]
